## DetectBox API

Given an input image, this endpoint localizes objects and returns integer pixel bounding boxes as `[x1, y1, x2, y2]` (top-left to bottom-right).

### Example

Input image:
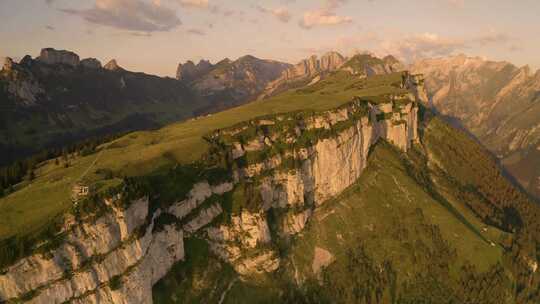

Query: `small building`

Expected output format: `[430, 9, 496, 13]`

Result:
[72, 183, 90, 202]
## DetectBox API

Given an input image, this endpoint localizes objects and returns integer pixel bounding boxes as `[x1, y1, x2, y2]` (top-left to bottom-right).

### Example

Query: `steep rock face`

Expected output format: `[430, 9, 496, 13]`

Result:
[195, 75, 421, 277]
[0, 73, 423, 302]
[0, 58, 44, 106]
[38, 48, 80, 67]
[3, 57, 14, 71]
[176, 59, 213, 82]
[103, 59, 122, 71]
[320, 51, 346, 71]
[0, 197, 184, 304]
[80, 58, 102, 69]
[410, 55, 540, 198]
[340, 53, 403, 77]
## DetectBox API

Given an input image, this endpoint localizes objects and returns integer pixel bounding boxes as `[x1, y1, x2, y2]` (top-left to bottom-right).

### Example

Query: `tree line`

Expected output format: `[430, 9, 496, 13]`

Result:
[0, 133, 124, 198]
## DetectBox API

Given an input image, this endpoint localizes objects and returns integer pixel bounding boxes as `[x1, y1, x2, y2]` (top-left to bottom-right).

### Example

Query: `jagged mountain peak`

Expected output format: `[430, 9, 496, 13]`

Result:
[258, 51, 404, 100]
[104, 59, 122, 71]
[237, 54, 259, 62]
[37, 47, 80, 67]
[2, 57, 14, 71]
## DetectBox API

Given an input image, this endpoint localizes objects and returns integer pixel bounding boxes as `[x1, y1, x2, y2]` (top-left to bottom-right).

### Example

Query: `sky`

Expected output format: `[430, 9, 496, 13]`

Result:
[1, 0, 539, 77]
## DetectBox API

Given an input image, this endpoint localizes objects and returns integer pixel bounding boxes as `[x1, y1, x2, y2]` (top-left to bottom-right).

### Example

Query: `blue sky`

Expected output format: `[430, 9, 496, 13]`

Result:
[1, 0, 539, 76]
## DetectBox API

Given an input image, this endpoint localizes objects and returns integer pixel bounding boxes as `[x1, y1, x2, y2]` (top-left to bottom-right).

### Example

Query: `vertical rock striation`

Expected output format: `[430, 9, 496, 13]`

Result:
[38, 48, 80, 67]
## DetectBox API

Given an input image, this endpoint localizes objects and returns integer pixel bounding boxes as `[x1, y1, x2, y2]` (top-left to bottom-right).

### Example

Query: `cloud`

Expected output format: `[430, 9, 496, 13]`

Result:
[60, 0, 181, 33]
[380, 33, 466, 62]
[177, 0, 208, 9]
[256, 6, 291, 23]
[187, 28, 206, 35]
[300, 0, 352, 29]
[379, 30, 515, 62]
[300, 10, 352, 29]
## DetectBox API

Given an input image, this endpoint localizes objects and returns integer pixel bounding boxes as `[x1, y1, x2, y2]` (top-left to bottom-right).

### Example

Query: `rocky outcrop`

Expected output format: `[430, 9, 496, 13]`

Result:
[176, 59, 213, 82]
[259, 52, 346, 99]
[0, 58, 44, 106]
[320, 51, 346, 71]
[383, 55, 405, 73]
[340, 53, 403, 77]
[0, 197, 184, 304]
[104, 59, 122, 71]
[2, 57, 14, 71]
[81, 58, 102, 69]
[37, 48, 80, 67]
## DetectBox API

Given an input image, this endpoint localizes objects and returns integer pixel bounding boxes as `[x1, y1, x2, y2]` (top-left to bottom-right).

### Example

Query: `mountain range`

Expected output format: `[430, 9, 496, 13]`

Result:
[0, 47, 539, 304]
[0, 49, 399, 166]
[411, 55, 540, 198]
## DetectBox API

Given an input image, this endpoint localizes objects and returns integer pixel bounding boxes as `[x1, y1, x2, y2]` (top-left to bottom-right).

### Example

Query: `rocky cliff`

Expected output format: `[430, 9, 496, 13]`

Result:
[259, 52, 346, 99]
[38, 48, 80, 67]
[176, 59, 213, 82]
[0, 73, 424, 303]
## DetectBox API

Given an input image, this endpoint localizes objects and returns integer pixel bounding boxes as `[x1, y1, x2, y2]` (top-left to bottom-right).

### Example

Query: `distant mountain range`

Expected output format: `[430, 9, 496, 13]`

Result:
[0, 49, 202, 164]
[411, 55, 540, 198]
[0, 49, 289, 165]
[176, 55, 290, 113]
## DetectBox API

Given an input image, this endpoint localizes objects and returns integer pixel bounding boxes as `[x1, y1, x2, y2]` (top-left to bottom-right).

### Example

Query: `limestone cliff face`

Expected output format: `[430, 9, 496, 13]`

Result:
[0, 57, 44, 106]
[103, 59, 123, 71]
[0, 198, 184, 304]
[0, 73, 423, 303]
[38, 48, 80, 67]
[197, 77, 420, 278]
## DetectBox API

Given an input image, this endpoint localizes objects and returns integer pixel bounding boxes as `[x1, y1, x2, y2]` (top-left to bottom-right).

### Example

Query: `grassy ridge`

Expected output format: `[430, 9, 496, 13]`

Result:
[0, 71, 404, 241]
